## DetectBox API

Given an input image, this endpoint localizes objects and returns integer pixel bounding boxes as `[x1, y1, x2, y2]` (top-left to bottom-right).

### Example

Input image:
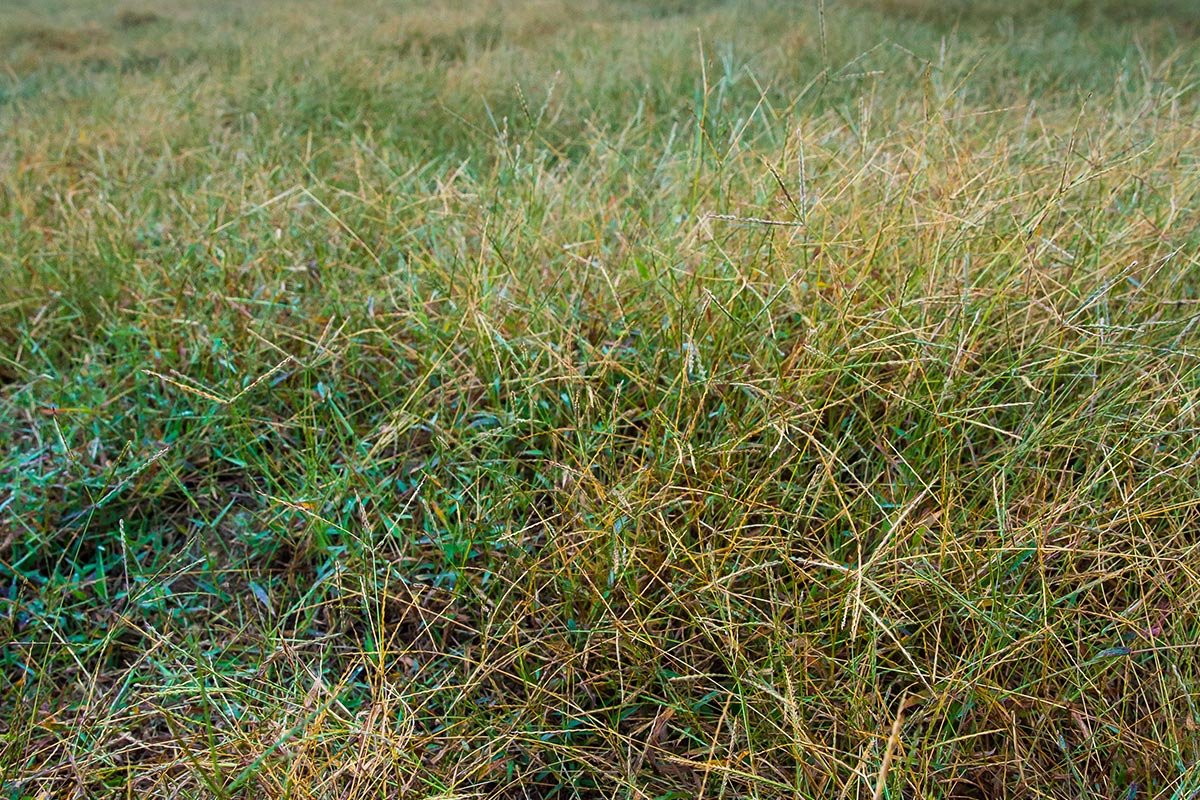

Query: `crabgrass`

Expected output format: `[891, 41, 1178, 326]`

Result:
[2, 0, 1200, 797]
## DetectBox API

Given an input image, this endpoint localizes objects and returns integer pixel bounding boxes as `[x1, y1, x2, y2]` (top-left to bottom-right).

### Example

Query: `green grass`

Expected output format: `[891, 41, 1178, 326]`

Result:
[3, 0, 1200, 797]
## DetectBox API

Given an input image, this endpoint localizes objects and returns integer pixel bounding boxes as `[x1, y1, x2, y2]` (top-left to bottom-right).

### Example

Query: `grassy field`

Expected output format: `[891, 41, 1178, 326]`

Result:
[3, 0, 1200, 797]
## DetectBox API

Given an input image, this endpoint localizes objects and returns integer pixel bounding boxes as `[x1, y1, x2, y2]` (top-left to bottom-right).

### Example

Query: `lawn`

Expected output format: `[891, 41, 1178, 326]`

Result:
[3, 0, 1200, 797]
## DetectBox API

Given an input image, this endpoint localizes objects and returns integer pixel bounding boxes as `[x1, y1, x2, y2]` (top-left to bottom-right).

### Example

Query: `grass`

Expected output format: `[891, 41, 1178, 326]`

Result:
[2, 0, 1200, 797]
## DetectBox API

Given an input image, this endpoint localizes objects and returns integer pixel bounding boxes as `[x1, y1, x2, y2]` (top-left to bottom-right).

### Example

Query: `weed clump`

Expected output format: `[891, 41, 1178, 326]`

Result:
[115, 9, 164, 30]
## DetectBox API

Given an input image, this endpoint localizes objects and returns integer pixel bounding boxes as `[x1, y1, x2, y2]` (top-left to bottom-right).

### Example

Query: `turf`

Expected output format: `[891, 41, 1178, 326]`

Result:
[2, 0, 1200, 797]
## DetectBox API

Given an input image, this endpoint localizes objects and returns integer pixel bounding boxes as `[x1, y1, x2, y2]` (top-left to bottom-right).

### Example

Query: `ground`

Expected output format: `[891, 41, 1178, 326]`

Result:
[2, 0, 1200, 797]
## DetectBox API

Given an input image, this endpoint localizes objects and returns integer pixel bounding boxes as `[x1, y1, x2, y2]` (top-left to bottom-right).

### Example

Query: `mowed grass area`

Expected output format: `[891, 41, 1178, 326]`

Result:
[3, 0, 1200, 796]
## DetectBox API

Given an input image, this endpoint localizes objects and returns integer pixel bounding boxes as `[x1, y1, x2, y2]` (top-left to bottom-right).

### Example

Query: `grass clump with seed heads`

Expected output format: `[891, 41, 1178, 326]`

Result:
[3, 0, 1200, 797]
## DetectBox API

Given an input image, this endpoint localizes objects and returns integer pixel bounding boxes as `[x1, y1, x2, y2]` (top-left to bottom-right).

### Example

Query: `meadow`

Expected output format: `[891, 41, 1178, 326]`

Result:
[3, 0, 1200, 796]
